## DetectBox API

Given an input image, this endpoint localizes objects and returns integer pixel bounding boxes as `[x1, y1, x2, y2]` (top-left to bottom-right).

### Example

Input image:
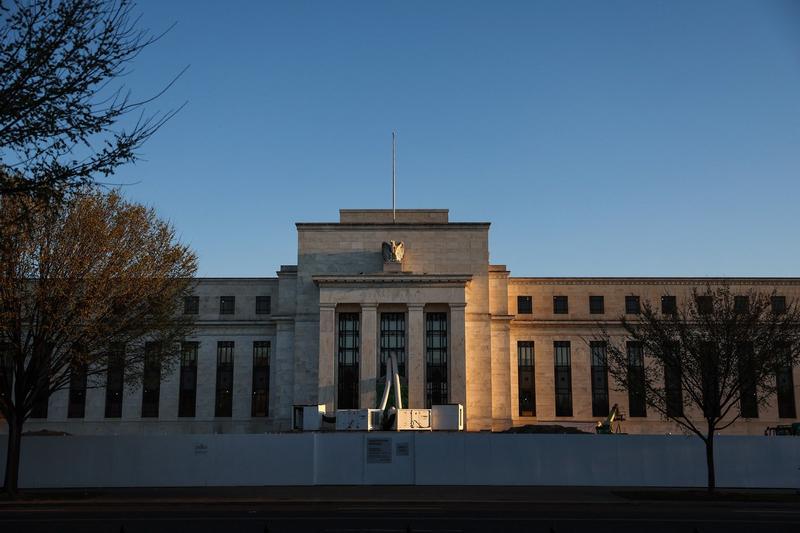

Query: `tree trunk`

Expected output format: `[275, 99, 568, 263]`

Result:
[3, 414, 23, 498]
[705, 421, 716, 493]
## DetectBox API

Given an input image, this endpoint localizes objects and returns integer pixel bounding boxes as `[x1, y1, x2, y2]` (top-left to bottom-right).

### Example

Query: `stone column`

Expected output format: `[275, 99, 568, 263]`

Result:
[407, 304, 426, 408]
[317, 304, 336, 412]
[360, 303, 378, 409]
[272, 318, 295, 430]
[449, 303, 467, 413]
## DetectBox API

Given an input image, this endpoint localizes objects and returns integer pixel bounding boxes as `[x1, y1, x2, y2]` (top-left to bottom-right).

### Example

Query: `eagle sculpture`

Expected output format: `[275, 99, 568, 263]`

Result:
[382, 240, 405, 263]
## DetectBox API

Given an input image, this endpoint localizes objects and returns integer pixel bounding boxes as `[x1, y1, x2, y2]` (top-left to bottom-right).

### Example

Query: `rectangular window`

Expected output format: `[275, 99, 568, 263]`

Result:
[215, 341, 234, 417]
[104, 343, 124, 418]
[29, 343, 52, 419]
[627, 342, 646, 417]
[67, 353, 87, 419]
[553, 296, 569, 314]
[625, 296, 641, 315]
[734, 295, 749, 314]
[141, 342, 161, 418]
[255, 296, 271, 315]
[777, 345, 796, 418]
[178, 342, 198, 417]
[664, 344, 683, 417]
[590, 341, 609, 417]
[553, 341, 572, 416]
[252, 341, 270, 417]
[517, 296, 532, 314]
[426, 312, 448, 407]
[772, 295, 787, 314]
[219, 296, 235, 315]
[589, 296, 604, 315]
[380, 313, 406, 378]
[661, 295, 677, 316]
[737, 343, 758, 418]
[517, 341, 535, 416]
[337, 313, 360, 409]
[184, 295, 199, 315]
[696, 295, 713, 315]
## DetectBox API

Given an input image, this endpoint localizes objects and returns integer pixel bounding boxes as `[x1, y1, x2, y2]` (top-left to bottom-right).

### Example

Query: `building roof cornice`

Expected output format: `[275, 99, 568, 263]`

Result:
[509, 277, 800, 286]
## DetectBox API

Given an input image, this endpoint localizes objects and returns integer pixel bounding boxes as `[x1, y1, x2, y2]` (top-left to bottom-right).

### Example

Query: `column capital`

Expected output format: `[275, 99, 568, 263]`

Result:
[407, 303, 425, 311]
[360, 303, 378, 310]
[449, 303, 467, 311]
[319, 303, 336, 311]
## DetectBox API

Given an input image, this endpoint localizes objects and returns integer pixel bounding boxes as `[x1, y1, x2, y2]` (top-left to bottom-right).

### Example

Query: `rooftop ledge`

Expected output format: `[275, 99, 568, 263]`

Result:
[339, 209, 448, 224]
[313, 273, 472, 286]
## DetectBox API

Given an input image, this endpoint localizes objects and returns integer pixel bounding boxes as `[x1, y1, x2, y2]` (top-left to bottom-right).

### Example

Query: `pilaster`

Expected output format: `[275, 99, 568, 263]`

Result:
[407, 304, 426, 408]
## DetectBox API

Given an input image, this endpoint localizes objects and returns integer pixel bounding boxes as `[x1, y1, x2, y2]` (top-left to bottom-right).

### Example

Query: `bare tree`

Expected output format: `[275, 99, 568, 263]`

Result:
[0, 190, 197, 496]
[0, 0, 183, 201]
[594, 286, 800, 492]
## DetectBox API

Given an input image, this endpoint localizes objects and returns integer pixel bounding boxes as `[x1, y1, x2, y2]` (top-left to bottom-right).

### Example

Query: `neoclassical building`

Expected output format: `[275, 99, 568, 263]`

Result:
[23, 209, 800, 435]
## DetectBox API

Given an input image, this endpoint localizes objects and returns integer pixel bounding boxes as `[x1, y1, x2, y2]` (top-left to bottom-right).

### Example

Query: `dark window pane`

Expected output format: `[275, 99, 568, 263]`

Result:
[589, 296, 604, 315]
[553, 341, 572, 416]
[215, 341, 234, 416]
[183, 296, 199, 315]
[553, 296, 568, 315]
[590, 341, 609, 417]
[105, 343, 125, 418]
[179, 342, 198, 417]
[734, 296, 749, 314]
[380, 313, 406, 379]
[696, 295, 713, 315]
[625, 296, 640, 315]
[664, 344, 683, 417]
[661, 295, 677, 316]
[426, 313, 448, 407]
[627, 342, 646, 417]
[517, 296, 532, 314]
[0, 343, 13, 408]
[777, 345, 796, 418]
[338, 313, 360, 409]
[252, 341, 270, 417]
[771, 296, 787, 314]
[220, 296, 235, 315]
[737, 343, 758, 418]
[141, 342, 161, 418]
[67, 351, 87, 419]
[255, 296, 271, 315]
[517, 341, 535, 416]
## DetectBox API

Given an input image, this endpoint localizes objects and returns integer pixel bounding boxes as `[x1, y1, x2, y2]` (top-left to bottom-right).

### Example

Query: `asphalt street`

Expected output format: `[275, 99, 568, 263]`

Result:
[1, 486, 798, 533]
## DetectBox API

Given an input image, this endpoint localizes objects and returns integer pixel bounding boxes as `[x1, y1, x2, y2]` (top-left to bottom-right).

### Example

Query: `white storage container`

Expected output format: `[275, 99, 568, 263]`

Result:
[431, 404, 464, 431]
[292, 404, 326, 431]
[335, 409, 383, 431]
[395, 409, 432, 431]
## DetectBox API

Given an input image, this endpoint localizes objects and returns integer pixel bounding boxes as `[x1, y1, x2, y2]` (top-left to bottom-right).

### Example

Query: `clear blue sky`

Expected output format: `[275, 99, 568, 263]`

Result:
[118, 0, 800, 277]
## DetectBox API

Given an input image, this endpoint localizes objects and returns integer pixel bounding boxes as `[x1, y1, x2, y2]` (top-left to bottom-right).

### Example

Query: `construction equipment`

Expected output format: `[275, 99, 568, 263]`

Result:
[765, 423, 800, 436]
[596, 403, 625, 434]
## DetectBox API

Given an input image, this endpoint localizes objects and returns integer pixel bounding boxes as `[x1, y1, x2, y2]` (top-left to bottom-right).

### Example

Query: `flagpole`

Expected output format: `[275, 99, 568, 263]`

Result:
[392, 131, 396, 224]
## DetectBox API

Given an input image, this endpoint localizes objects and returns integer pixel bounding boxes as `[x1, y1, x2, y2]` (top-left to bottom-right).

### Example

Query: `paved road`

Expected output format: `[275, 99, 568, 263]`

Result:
[1, 486, 798, 533]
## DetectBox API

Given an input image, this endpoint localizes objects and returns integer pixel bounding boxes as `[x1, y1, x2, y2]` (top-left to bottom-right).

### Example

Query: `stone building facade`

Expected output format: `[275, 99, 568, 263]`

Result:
[21, 209, 800, 435]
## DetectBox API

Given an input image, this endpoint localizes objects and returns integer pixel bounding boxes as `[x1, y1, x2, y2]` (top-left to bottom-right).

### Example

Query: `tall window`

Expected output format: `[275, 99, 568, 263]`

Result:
[215, 341, 234, 417]
[219, 296, 235, 315]
[104, 343, 124, 418]
[625, 295, 640, 315]
[627, 342, 646, 417]
[30, 343, 51, 419]
[141, 342, 161, 418]
[553, 341, 572, 416]
[517, 341, 535, 416]
[590, 341, 609, 417]
[252, 341, 270, 417]
[777, 344, 796, 419]
[178, 342, 198, 417]
[337, 313, 360, 409]
[661, 295, 677, 316]
[696, 295, 713, 315]
[517, 296, 532, 314]
[380, 313, 406, 379]
[771, 295, 787, 314]
[255, 296, 271, 315]
[183, 295, 199, 315]
[664, 344, 683, 417]
[553, 296, 568, 314]
[426, 312, 448, 407]
[589, 296, 604, 315]
[734, 295, 749, 313]
[737, 343, 758, 418]
[67, 356, 88, 418]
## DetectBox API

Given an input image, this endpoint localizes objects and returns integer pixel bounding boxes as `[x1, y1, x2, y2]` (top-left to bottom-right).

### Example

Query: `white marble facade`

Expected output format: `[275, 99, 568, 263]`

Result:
[21, 209, 800, 435]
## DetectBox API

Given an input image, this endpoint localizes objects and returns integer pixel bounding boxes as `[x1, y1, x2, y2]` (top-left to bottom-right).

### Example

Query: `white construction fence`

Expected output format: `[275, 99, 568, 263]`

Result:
[0, 433, 798, 489]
